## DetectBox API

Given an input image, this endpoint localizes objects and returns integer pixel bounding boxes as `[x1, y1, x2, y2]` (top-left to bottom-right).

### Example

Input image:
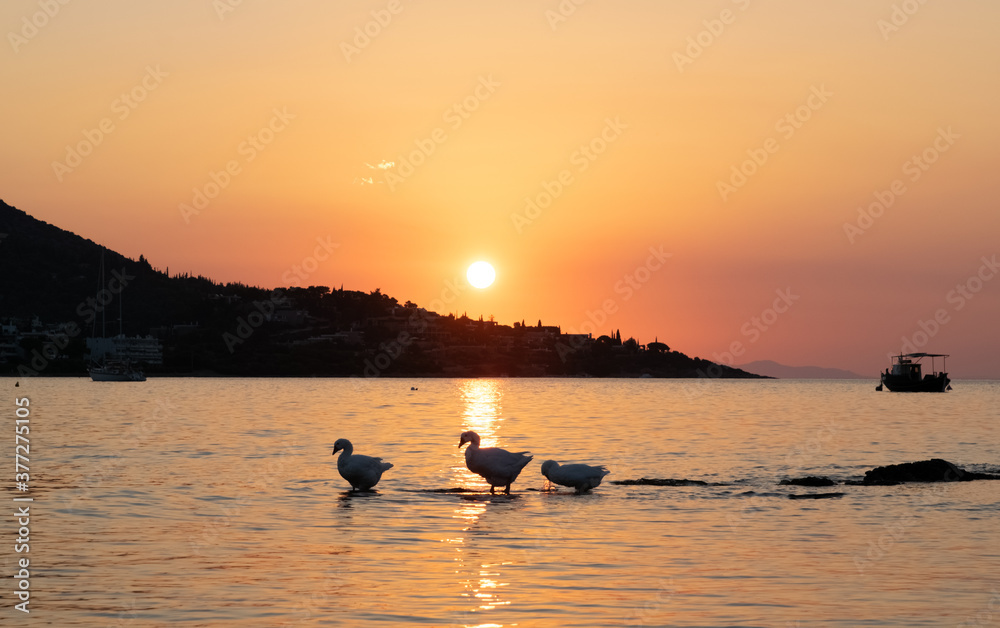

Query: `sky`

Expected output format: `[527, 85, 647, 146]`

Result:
[2, 0, 999, 377]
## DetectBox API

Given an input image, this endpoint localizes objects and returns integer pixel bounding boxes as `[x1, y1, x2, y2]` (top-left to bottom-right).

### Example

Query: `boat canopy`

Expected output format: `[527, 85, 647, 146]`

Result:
[898, 353, 949, 358]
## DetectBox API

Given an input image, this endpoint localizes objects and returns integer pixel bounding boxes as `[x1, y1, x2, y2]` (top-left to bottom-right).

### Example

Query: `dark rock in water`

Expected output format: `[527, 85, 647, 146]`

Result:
[418, 487, 480, 493]
[788, 492, 845, 500]
[736, 490, 783, 497]
[862, 458, 1000, 485]
[780, 476, 836, 487]
[612, 478, 711, 487]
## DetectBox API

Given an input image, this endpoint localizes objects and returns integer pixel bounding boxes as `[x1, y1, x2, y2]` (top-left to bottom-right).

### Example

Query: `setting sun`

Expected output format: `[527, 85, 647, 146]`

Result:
[467, 261, 496, 289]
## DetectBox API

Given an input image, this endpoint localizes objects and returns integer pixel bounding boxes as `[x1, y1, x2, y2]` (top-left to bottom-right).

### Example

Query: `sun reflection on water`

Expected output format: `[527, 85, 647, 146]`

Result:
[452, 380, 514, 626]
[460, 379, 504, 446]
[454, 379, 506, 489]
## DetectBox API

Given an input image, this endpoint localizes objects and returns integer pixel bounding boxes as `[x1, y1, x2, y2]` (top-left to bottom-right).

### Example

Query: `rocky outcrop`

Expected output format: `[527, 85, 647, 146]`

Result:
[857, 458, 1000, 485]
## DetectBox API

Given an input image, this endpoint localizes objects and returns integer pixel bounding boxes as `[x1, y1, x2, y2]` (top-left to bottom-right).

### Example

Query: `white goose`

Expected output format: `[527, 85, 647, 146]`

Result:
[332, 438, 393, 491]
[459, 431, 533, 495]
[541, 460, 610, 493]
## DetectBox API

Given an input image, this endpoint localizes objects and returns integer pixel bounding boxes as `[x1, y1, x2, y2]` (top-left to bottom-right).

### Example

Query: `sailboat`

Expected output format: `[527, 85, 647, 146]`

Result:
[89, 358, 145, 382]
[88, 252, 146, 382]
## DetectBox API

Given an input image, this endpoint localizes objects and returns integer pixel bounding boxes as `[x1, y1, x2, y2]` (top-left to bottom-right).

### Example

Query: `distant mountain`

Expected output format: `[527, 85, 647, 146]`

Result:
[738, 360, 865, 379]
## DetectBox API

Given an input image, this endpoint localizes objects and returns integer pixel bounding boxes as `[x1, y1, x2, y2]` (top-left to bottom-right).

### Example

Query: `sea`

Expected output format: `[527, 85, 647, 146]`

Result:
[2, 377, 998, 627]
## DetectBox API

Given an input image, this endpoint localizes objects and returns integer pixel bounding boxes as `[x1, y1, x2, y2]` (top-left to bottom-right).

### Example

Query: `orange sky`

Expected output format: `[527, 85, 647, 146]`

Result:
[3, 0, 999, 377]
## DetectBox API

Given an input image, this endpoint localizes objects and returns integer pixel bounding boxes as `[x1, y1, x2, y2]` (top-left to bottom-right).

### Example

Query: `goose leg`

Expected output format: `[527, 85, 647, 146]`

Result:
[504, 484, 511, 495]
[490, 486, 495, 495]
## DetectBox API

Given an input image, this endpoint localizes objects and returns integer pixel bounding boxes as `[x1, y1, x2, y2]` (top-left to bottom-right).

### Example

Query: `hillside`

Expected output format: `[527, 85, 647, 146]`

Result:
[0, 199, 262, 330]
[0, 200, 764, 379]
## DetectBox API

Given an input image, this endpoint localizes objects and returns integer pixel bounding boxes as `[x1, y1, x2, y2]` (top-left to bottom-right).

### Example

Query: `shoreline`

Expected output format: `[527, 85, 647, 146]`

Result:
[4, 372, 775, 380]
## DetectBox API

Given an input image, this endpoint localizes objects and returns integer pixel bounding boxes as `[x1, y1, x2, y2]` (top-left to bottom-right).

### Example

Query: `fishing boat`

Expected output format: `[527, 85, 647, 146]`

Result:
[877, 353, 950, 392]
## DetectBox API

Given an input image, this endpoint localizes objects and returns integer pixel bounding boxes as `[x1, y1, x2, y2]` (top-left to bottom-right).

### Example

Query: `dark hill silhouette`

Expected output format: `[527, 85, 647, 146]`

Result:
[0, 198, 261, 332]
[0, 200, 764, 379]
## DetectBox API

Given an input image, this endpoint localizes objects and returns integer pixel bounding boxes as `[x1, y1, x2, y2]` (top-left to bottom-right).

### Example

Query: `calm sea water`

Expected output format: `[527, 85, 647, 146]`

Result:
[2, 377, 998, 627]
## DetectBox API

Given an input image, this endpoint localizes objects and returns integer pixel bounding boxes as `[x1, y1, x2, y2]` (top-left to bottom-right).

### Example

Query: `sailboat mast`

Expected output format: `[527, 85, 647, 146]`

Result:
[100, 251, 106, 339]
[119, 273, 123, 337]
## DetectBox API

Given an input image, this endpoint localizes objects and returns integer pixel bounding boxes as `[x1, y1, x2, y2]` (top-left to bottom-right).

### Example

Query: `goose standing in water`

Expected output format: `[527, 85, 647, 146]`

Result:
[541, 460, 610, 493]
[332, 438, 393, 491]
[458, 431, 532, 495]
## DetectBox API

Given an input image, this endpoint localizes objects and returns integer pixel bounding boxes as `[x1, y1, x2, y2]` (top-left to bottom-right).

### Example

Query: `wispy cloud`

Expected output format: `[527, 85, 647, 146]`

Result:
[353, 160, 396, 185]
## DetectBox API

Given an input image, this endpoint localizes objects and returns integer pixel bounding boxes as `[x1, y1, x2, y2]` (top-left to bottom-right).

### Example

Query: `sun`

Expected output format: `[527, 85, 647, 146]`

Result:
[467, 261, 496, 289]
